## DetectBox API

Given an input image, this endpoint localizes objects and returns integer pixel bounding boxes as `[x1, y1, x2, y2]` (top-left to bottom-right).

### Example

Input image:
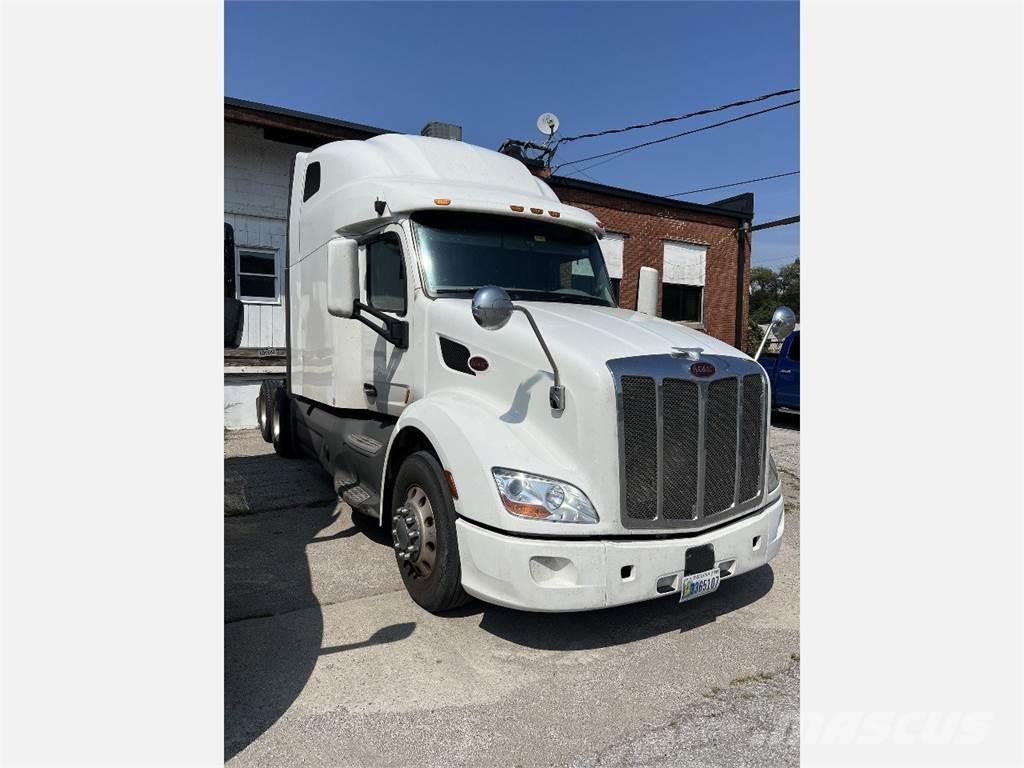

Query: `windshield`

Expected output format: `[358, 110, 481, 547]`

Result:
[412, 211, 615, 307]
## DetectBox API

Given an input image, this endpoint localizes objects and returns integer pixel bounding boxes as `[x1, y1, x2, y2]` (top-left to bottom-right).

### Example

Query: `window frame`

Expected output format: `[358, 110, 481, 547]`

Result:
[364, 232, 408, 317]
[235, 246, 281, 306]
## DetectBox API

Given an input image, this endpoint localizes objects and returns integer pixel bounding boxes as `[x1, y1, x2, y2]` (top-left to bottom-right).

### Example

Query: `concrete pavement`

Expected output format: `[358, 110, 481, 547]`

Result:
[225, 421, 800, 766]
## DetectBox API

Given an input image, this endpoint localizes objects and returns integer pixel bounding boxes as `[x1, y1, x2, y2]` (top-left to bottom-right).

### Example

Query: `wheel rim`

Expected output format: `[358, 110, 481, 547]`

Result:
[392, 485, 438, 579]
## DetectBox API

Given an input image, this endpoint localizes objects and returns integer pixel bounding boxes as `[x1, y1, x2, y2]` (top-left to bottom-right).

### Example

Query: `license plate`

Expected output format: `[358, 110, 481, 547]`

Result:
[679, 567, 721, 603]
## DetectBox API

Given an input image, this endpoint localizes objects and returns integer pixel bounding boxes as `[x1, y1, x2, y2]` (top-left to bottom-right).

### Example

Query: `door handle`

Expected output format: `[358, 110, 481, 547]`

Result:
[363, 383, 377, 397]
[780, 369, 793, 374]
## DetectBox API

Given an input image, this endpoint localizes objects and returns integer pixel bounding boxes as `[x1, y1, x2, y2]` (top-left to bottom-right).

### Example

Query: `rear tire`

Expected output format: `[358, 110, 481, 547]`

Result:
[391, 451, 470, 613]
[271, 387, 298, 457]
[257, 380, 274, 443]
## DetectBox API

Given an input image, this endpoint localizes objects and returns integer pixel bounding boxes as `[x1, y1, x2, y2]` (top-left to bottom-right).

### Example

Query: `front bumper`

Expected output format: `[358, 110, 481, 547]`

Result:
[455, 495, 784, 612]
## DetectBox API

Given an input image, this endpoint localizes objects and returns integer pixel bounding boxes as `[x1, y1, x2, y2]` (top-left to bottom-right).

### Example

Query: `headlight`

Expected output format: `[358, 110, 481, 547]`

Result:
[767, 454, 781, 493]
[491, 468, 599, 523]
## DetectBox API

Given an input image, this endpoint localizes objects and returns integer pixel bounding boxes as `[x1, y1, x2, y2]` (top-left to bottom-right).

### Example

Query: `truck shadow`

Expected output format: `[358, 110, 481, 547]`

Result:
[466, 565, 774, 651]
[224, 452, 408, 762]
[772, 411, 800, 431]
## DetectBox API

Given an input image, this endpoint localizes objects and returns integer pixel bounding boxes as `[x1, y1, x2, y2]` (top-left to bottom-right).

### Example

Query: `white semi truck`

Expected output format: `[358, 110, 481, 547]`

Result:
[256, 133, 788, 613]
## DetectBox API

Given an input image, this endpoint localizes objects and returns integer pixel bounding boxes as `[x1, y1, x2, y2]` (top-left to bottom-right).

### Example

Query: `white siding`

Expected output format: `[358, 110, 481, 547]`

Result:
[662, 240, 707, 286]
[225, 123, 308, 349]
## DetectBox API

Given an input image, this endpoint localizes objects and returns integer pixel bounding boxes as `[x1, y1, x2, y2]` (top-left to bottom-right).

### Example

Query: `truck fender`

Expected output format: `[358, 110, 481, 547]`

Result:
[379, 391, 567, 529]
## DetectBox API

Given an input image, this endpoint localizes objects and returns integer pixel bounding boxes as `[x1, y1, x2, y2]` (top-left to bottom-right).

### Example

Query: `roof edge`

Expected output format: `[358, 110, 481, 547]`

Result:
[224, 97, 395, 138]
[547, 174, 754, 221]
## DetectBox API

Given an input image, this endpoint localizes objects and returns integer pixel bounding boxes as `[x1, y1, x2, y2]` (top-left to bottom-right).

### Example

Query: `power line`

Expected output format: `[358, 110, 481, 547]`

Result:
[666, 171, 799, 198]
[554, 100, 800, 174]
[556, 87, 799, 145]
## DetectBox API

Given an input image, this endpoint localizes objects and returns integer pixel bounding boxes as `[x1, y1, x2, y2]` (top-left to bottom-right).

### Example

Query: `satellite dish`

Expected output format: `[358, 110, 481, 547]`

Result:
[536, 112, 560, 137]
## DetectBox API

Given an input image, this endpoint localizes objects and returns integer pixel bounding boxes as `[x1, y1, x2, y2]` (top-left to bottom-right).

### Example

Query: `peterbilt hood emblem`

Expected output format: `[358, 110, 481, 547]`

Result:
[689, 361, 716, 377]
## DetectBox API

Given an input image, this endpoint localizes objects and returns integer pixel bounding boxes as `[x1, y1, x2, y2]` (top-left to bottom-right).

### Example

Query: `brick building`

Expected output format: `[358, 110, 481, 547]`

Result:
[224, 98, 754, 427]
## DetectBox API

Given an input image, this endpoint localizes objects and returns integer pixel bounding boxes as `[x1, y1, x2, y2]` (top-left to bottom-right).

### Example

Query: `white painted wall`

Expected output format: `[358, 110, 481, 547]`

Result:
[225, 123, 309, 349]
[224, 374, 263, 429]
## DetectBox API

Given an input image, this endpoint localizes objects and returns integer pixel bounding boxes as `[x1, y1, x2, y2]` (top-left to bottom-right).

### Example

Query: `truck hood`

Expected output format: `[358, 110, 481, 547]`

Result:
[512, 301, 746, 363]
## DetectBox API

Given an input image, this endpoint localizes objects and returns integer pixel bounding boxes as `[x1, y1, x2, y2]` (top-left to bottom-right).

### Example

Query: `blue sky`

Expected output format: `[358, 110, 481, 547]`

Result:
[225, 1, 799, 267]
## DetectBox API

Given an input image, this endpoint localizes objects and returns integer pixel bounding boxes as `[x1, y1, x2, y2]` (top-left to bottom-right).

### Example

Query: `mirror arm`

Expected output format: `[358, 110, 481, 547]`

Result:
[753, 320, 775, 362]
[353, 300, 409, 349]
[512, 305, 565, 411]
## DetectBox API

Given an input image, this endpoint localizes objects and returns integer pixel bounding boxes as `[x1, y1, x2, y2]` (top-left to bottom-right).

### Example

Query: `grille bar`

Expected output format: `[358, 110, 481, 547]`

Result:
[611, 354, 768, 530]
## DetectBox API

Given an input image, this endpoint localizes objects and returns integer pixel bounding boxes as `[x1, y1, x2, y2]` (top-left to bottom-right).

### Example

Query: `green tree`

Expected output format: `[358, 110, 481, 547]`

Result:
[749, 258, 799, 326]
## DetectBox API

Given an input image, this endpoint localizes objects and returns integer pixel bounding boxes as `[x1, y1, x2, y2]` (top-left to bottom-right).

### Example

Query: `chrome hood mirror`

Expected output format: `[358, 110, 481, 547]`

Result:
[770, 306, 797, 340]
[754, 305, 797, 361]
[471, 285, 514, 330]
[469, 285, 565, 413]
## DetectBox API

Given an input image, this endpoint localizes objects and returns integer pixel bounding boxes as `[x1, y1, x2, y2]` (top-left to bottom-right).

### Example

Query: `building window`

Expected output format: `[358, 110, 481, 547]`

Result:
[303, 161, 321, 201]
[236, 248, 279, 304]
[662, 240, 707, 325]
[600, 232, 625, 306]
[366, 235, 406, 315]
[662, 283, 702, 323]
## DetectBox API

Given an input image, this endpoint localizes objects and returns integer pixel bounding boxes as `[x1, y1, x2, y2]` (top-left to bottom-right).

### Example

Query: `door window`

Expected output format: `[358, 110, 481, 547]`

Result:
[787, 335, 800, 361]
[366, 235, 407, 315]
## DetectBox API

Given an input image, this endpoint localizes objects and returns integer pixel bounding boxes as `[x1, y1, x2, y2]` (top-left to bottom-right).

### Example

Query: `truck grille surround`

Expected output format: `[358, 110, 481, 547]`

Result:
[609, 354, 768, 530]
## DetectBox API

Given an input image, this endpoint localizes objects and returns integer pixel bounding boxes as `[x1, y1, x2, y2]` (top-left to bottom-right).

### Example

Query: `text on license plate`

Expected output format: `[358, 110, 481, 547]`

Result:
[679, 568, 721, 603]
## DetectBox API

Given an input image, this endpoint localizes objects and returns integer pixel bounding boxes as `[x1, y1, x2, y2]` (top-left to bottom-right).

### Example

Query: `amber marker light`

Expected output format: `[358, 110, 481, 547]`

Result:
[510, 205, 525, 212]
[434, 198, 451, 206]
[530, 207, 544, 214]
[444, 470, 459, 500]
[548, 211, 561, 218]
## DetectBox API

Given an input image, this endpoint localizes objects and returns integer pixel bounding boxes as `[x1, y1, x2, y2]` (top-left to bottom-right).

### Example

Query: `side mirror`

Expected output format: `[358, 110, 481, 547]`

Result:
[224, 297, 244, 348]
[636, 266, 659, 316]
[471, 285, 514, 330]
[754, 305, 797, 361]
[327, 238, 359, 318]
[770, 305, 797, 340]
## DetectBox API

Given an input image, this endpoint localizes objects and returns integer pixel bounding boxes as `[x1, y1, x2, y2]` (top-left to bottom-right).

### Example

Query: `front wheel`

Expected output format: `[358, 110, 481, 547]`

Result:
[391, 451, 471, 613]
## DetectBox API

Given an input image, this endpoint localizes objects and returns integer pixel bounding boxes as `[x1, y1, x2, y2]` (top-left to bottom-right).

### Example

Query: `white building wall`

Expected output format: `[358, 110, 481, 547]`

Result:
[224, 122, 309, 349]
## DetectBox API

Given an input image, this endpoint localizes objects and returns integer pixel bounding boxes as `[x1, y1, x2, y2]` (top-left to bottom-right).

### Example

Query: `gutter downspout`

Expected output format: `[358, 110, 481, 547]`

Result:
[734, 220, 750, 349]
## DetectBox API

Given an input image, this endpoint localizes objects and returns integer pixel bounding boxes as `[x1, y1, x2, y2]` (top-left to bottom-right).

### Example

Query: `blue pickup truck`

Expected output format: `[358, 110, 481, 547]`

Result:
[758, 330, 800, 411]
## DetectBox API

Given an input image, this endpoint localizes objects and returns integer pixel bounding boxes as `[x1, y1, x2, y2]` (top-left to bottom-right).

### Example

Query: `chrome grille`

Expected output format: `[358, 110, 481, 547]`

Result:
[661, 379, 699, 520]
[738, 374, 765, 502]
[619, 376, 658, 521]
[703, 378, 739, 516]
[610, 354, 768, 530]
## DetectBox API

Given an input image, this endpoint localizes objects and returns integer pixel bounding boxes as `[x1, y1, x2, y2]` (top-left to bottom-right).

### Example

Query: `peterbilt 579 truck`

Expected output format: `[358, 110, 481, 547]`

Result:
[256, 133, 787, 613]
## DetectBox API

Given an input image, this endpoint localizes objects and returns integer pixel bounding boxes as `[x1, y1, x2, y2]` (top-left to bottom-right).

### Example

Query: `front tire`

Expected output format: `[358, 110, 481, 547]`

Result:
[391, 451, 470, 613]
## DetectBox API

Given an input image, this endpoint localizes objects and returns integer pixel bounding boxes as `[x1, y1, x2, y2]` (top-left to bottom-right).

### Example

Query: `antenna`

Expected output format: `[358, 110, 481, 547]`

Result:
[536, 112, 560, 142]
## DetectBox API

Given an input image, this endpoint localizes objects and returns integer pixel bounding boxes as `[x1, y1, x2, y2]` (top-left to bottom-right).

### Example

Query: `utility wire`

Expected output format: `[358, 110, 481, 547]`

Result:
[666, 171, 799, 198]
[556, 87, 799, 145]
[554, 100, 800, 174]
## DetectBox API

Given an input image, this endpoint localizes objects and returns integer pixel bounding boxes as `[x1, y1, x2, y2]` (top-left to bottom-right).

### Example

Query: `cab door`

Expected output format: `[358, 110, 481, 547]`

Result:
[360, 228, 416, 416]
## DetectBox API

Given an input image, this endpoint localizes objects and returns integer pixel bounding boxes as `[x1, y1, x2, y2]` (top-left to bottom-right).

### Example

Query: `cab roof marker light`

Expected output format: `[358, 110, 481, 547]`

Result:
[530, 207, 544, 215]
[434, 198, 451, 206]
[548, 211, 561, 218]
[510, 205, 525, 212]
